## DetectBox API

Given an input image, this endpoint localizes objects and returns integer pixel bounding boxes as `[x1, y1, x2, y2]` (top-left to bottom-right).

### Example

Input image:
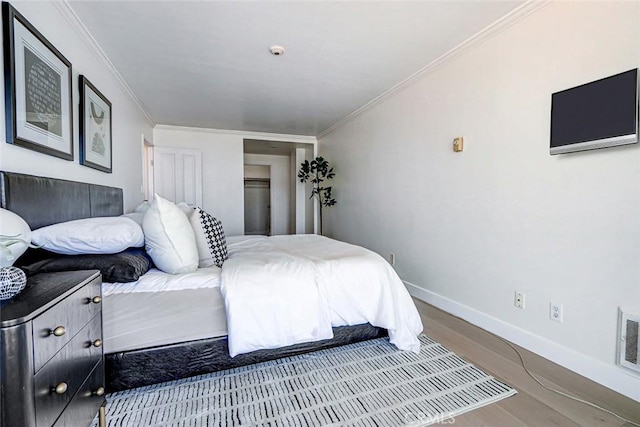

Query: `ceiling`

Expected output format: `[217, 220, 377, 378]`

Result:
[69, 1, 525, 137]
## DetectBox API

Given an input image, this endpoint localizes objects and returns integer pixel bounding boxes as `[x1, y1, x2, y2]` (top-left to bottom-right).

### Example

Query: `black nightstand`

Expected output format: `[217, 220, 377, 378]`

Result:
[1, 270, 106, 427]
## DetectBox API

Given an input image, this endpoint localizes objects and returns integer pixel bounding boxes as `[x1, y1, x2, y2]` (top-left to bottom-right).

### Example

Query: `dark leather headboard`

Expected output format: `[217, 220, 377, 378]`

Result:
[0, 172, 123, 230]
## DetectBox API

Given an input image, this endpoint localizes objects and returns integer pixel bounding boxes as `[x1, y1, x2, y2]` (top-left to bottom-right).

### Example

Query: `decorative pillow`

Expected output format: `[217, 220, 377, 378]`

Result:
[31, 217, 144, 255]
[188, 207, 228, 268]
[20, 248, 152, 283]
[142, 194, 198, 274]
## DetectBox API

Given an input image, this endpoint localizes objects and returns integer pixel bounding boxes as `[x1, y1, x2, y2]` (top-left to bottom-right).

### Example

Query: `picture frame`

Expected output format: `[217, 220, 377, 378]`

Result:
[2, 2, 73, 160]
[79, 75, 112, 173]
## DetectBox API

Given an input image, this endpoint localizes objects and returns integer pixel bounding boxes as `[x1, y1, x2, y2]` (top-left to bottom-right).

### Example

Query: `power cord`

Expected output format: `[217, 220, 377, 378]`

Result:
[499, 337, 640, 427]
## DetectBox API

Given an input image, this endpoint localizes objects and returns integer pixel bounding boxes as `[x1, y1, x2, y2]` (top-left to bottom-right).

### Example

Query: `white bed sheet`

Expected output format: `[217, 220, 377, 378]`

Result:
[103, 267, 222, 295]
[222, 235, 423, 357]
[102, 267, 227, 353]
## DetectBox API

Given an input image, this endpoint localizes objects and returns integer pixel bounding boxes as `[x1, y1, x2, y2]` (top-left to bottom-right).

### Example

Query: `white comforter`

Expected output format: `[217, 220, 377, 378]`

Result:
[221, 235, 423, 357]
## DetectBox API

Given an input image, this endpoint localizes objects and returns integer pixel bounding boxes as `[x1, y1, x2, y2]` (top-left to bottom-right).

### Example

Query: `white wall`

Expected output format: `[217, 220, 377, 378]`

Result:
[0, 1, 153, 212]
[153, 126, 245, 236]
[319, 2, 640, 399]
[290, 146, 315, 234]
[244, 165, 270, 179]
[244, 153, 291, 235]
[292, 148, 304, 234]
[153, 126, 316, 237]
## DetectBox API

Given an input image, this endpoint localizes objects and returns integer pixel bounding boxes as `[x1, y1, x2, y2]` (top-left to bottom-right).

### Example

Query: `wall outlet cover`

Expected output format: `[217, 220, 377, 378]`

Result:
[550, 302, 563, 323]
[515, 291, 525, 309]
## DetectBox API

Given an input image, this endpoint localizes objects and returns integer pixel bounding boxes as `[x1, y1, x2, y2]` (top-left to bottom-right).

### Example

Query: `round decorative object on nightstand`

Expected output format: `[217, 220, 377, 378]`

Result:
[0, 266, 27, 300]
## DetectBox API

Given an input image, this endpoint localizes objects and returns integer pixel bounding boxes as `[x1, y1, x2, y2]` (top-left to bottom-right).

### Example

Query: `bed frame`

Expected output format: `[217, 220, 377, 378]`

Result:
[1, 171, 387, 391]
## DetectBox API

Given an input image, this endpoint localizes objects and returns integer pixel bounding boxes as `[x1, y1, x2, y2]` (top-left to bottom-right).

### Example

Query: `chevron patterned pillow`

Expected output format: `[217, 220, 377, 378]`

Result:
[188, 207, 228, 268]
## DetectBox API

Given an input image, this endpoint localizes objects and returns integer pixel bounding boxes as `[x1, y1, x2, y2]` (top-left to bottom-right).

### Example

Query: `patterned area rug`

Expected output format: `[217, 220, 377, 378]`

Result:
[97, 335, 516, 426]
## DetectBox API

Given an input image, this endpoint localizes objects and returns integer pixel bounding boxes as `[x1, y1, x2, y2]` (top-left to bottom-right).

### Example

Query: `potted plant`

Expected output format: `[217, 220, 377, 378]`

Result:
[297, 156, 336, 235]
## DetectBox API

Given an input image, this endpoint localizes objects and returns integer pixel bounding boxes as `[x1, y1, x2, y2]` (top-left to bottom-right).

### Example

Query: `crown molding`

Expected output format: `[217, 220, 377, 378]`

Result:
[52, 0, 155, 127]
[154, 124, 317, 144]
[317, 0, 551, 139]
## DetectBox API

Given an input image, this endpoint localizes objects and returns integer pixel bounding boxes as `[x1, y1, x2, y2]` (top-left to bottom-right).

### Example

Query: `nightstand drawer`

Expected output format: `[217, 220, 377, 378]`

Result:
[34, 314, 102, 427]
[32, 277, 101, 372]
[53, 360, 104, 427]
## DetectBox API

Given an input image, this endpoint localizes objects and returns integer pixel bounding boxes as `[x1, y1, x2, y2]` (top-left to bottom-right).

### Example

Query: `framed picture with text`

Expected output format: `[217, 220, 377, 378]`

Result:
[79, 75, 112, 173]
[2, 2, 73, 160]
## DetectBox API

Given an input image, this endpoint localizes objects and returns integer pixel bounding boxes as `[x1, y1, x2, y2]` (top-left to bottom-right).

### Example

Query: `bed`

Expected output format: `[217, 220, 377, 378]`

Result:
[1, 171, 422, 392]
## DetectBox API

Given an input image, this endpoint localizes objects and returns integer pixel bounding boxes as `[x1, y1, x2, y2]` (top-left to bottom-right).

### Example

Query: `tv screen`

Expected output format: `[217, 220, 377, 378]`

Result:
[550, 69, 638, 155]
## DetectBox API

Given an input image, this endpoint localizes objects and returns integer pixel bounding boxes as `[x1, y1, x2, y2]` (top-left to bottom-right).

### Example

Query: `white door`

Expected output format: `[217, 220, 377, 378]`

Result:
[153, 147, 203, 206]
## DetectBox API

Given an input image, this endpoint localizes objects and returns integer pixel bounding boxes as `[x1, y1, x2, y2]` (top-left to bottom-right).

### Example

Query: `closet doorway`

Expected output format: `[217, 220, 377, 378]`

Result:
[244, 165, 271, 235]
[243, 139, 314, 235]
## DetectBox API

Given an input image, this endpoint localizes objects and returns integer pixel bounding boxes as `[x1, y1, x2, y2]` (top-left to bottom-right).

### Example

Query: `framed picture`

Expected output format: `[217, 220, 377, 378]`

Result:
[79, 75, 112, 173]
[2, 2, 73, 160]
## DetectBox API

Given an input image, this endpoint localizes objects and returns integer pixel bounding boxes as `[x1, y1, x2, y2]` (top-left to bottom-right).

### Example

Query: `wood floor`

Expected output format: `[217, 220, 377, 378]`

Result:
[414, 299, 640, 427]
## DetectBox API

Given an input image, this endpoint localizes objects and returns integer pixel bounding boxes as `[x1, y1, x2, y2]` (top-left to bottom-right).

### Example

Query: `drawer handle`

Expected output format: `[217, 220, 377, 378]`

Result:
[92, 296, 102, 304]
[92, 339, 102, 348]
[53, 382, 68, 395]
[93, 387, 105, 396]
[51, 326, 66, 337]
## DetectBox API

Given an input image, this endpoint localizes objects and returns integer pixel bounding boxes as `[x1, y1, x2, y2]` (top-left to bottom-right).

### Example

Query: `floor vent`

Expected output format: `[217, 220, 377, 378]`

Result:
[618, 307, 640, 374]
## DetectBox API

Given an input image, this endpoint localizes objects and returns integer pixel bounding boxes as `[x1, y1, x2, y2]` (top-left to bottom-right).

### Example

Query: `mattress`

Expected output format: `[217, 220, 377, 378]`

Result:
[102, 267, 227, 354]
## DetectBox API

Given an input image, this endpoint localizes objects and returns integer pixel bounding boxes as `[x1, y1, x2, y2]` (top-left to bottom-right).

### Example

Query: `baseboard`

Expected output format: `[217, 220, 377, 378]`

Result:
[404, 281, 640, 402]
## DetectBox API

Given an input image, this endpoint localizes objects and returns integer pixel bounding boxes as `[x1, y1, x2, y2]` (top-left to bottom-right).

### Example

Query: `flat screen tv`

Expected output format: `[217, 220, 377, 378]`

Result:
[550, 68, 638, 155]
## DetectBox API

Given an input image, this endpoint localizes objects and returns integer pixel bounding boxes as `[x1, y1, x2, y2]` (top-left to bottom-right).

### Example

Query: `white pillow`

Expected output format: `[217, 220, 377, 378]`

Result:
[121, 212, 145, 226]
[133, 201, 151, 213]
[142, 194, 198, 274]
[176, 202, 194, 216]
[31, 217, 144, 255]
[0, 208, 31, 267]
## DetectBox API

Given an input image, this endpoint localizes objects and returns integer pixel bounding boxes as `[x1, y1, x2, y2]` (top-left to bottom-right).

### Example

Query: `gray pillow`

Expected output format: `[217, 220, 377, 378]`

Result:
[21, 248, 152, 283]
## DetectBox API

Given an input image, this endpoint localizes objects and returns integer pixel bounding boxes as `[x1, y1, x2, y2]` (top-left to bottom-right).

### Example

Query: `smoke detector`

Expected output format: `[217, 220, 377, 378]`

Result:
[270, 45, 285, 56]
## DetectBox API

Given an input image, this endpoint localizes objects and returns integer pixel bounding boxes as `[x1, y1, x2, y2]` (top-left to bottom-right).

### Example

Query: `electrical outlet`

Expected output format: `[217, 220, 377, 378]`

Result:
[389, 253, 396, 266]
[514, 291, 525, 309]
[550, 302, 563, 323]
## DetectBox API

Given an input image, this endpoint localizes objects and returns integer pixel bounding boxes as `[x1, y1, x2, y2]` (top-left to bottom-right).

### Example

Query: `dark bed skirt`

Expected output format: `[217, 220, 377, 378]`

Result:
[105, 324, 388, 392]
